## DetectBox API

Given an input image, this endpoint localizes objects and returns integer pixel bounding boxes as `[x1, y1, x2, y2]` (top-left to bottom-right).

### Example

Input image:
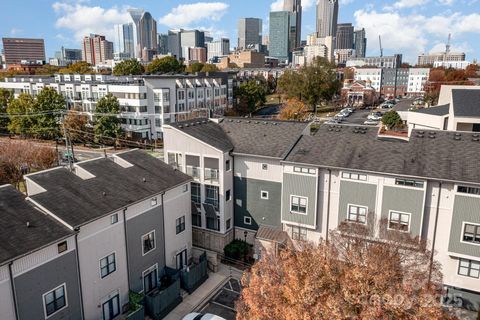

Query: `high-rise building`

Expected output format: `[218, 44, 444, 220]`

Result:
[1, 38, 45, 65]
[114, 23, 135, 59]
[157, 33, 169, 55]
[168, 30, 182, 59]
[336, 23, 354, 50]
[207, 38, 230, 62]
[237, 18, 262, 50]
[82, 34, 113, 65]
[417, 52, 466, 66]
[181, 30, 206, 61]
[128, 9, 158, 60]
[269, 11, 295, 63]
[316, 0, 339, 38]
[283, 0, 302, 49]
[353, 28, 367, 58]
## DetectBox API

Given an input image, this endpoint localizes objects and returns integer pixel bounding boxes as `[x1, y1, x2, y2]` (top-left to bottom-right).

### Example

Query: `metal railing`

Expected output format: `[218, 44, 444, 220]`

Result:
[204, 168, 219, 183]
[186, 166, 200, 179]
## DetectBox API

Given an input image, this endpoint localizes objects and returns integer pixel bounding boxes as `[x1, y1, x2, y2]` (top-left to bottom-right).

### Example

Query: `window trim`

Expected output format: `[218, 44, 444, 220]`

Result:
[244, 216, 252, 225]
[99, 252, 117, 279]
[225, 159, 231, 172]
[341, 171, 367, 182]
[290, 195, 308, 215]
[57, 241, 68, 254]
[226, 189, 231, 202]
[151, 197, 158, 207]
[457, 258, 480, 279]
[347, 204, 368, 225]
[293, 166, 316, 175]
[387, 210, 411, 233]
[142, 230, 156, 256]
[456, 185, 480, 198]
[142, 264, 159, 294]
[291, 226, 307, 241]
[261, 163, 268, 170]
[261, 190, 269, 200]
[176, 216, 186, 235]
[394, 178, 425, 189]
[460, 222, 480, 246]
[43, 283, 68, 319]
[111, 214, 118, 224]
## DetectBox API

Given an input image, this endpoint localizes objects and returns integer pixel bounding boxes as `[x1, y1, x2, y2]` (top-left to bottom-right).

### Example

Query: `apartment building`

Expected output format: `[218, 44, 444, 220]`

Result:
[407, 68, 430, 96]
[163, 117, 480, 311]
[0, 73, 230, 139]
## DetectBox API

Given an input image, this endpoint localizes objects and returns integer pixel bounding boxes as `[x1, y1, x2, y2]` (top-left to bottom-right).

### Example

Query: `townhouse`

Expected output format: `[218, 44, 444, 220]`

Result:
[163, 117, 480, 311]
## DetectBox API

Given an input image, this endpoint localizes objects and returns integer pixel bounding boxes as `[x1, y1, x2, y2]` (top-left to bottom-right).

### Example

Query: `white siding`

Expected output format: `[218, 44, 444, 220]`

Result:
[0, 265, 15, 320]
[234, 156, 283, 183]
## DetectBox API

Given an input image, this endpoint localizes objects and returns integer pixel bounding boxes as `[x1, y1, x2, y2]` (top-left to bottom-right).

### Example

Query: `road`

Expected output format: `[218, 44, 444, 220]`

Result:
[337, 98, 415, 125]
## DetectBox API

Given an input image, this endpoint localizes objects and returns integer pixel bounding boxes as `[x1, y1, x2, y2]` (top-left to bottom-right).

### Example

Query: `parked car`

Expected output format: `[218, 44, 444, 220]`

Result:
[367, 113, 382, 121]
[364, 119, 380, 125]
[183, 313, 226, 320]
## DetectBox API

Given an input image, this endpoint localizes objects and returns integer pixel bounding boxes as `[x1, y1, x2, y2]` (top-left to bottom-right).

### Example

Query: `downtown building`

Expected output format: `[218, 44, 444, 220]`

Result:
[127, 9, 158, 61]
[353, 28, 367, 58]
[82, 34, 114, 65]
[316, 0, 339, 38]
[418, 52, 466, 66]
[269, 11, 298, 63]
[1, 37, 46, 66]
[206, 38, 230, 63]
[237, 18, 262, 50]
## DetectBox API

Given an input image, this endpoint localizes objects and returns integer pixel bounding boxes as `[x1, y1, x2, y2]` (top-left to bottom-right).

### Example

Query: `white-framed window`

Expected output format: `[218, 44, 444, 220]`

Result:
[226, 189, 231, 201]
[292, 226, 307, 241]
[176, 216, 186, 234]
[290, 195, 307, 214]
[261, 191, 269, 200]
[57, 241, 67, 254]
[395, 178, 424, 188]
[342, 172, 367, 181]
[388, 211, 411, 232]
[191, 182, 201, 204]
[463, 223, 480, 244]
[244, 216, 252, 225]
[457, 186, 480, 196]
[226, 218, 231, 230]
[43, 284, 67, 318]
[102, 294, 120, 320]
[142, 231, 156, 255]
[458, 259, 480, 278]
[143, 265, 158, 294]
[100, 253, 116, 278]
[262, 163, 268, 170]
[111, 214, 118, 224]
[293, 167, 316, 175]
[183, 184, 188, 192]
[225, 159, 231, 171]
[151, 197, 157, 206]
[347, 204, 367, 224]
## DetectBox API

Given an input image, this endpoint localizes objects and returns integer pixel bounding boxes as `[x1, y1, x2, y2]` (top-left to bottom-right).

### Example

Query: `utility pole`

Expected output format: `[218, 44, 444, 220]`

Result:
[61, 111, 73, 171]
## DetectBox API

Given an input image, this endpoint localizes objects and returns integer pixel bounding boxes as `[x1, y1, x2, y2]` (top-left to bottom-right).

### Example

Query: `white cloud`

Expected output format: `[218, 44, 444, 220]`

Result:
[271, 0, 316, 11]
[9, 28, 23, 36]
[159, 2, 229, 29]
[384, 0, 430, 10]
[339, 0, 355, 5]
[52, 2, 130, 41]
[438, 0, 454, 4]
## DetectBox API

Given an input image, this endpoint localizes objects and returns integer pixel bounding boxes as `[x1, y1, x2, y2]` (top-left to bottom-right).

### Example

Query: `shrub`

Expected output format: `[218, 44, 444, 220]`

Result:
[224, 239, 250, 260]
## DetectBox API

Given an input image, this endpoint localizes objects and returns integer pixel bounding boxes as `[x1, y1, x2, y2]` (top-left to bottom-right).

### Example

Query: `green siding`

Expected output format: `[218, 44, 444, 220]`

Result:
[448, 195, 480, 257]
[281, 173, 317, 227]
[381, 186, 425, 237]
[338, 180, 377, 223]
[234, 177, 282, 230]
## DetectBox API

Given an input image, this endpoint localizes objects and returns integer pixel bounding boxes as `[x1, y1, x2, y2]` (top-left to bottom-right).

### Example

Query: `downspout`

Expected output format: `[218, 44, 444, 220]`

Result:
[325, 169, 332, 242]
[8, 262, 19, 320]
[160, 193, 166, 267]
[122, 208, 131, 290]
[74, 231, 85, 320]
[428, 181, 442, 285]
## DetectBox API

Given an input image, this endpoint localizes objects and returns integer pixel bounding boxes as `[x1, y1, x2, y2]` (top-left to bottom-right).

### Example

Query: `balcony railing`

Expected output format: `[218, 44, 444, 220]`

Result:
[186, 166, 200, 179]
[204, 168, 219, 183]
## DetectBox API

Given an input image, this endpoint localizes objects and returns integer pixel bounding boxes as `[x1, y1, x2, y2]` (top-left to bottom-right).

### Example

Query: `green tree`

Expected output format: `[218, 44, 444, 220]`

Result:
[146, 56, 185, 74]
[186, 62, 204, 73]
[201, 64, 219, 72]
[59, 61, 94, 74]
[234, 79, 267, 115]
[7, 93, 35, 136]
[382, 110, 403, 130]
[113, 59, 145, 76]
[33, 87, 66, 139]
[0, 88, 13, 132]
[94, 94, 122, 145]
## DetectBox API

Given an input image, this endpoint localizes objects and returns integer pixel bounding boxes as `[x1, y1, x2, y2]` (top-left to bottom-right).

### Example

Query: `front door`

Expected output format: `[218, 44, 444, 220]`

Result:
[143, 268, 158, 294]
[102, 295, 120, 320]
[176, 249, 188, 270]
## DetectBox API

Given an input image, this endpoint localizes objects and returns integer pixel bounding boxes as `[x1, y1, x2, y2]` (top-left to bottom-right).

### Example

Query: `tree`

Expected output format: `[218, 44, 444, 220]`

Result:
[59, 61, 94, 74]
[63, 109, 89, 143]
[0, 88, 13, 132]
[465, 64, 479, 78]
[33, 87, 66, 139]
[146, 56, 185, 74]
[382, 110, 403, 130]
[94, 94, 122, 145]
[201, 64, 219, 72]
[278, 99, 308, 120]
[7, 93, 36, 136]
[237, 220, 456, 320]
[234, 79, 267, 115]
[113, 59, 145, 76]
[186, 62, 205, 73]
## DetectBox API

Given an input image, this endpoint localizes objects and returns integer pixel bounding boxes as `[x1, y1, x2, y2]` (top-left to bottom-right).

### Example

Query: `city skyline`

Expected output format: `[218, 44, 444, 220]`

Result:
[0, 0, 479, 63]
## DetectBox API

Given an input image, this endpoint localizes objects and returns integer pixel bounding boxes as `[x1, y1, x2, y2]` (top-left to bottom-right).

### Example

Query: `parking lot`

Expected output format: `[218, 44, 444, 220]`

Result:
[196, 278, 241, 320]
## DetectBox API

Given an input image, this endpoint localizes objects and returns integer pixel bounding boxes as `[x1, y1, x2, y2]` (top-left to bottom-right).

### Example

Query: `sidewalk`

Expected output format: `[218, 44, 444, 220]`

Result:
[163, 264, 244, 320]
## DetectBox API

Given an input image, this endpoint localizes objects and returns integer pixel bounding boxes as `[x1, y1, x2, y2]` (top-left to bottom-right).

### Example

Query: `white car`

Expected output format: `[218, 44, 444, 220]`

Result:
[182, 313, 227, 320]
[367, 114, 382, 121]
[364, 119, 379, 125]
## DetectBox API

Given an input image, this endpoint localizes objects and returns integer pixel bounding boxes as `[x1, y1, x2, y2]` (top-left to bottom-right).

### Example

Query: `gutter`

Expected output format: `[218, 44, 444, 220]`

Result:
[428, 181, 442, 285]
[8, 262, 19, 320]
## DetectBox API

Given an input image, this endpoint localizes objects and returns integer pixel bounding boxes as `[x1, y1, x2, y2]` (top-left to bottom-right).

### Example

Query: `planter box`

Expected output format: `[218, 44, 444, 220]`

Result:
[126, 306, 144, 320]
[145, 278, 182, 320]
[180, 258, 209, 294]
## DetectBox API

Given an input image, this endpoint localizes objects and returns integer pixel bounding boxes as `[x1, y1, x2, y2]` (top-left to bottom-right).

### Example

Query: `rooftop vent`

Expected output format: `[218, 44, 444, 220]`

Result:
[178, 125, 183, 129]
[228, 119, 233, 122]
[417, 134, 424, 138]
[473, 138, 480, 142]
[455, 133, 462, 137]
[26, 221, 30, 228]
[202, 120, 207, 124]
[185, 124, 189, 127]
[454, 136, 461, 141]
[103, 192, 107, 196]
[428, 135, 435, 139]
[263, 121, 268, 125]
[236, 120, 241, 123]
[246, 120, 251, 123]
[473, 134, 480, 138]
[418, 131, 425, 135]
[143, 177, 146, 182]
[335, 129, 341, 132]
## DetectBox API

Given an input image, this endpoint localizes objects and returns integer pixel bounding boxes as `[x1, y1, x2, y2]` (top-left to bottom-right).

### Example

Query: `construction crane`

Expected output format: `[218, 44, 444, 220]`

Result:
[445, 33, 451, 54]
[379, 35, 383, 57]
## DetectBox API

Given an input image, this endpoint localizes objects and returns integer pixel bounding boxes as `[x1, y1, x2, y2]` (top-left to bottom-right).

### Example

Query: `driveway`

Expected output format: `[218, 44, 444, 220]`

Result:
[196, 278, 242, 320]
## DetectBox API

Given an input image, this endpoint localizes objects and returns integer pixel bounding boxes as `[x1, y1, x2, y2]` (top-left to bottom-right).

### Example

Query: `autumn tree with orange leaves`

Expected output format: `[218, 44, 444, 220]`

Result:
[237, 217, 457, 320]
[278, 98, 309, 121]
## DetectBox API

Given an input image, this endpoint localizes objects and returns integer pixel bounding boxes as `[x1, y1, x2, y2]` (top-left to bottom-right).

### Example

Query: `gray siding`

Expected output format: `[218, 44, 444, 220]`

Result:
[448, 195, 480, 257]
[338, 180, 377, 223]
[126, 206, 165, 293]
[381, 186, 425, 237]
[14, 250, 82, 320]
[234, 177, 282, 230]
[281, 173, 317, 227]
[446, 285, 480, 311]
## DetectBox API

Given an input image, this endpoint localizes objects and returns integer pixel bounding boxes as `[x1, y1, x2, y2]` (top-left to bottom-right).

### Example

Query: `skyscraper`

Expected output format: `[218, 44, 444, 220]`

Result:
[82, 34, 113, 65]
[336, 23, 354, 50]
[114, 23, 135, 59]
[316, 0, 339, 38]
[269, 11, 295, 63]
[207, 38, 230, 62]
[128, 9, 158, 60]
[283, 0, 302, 49]
[237, 18, 262, 50]
[353, 28, 367, 58]
[1, 38, 45, 65]
[157, 33, 169, 55]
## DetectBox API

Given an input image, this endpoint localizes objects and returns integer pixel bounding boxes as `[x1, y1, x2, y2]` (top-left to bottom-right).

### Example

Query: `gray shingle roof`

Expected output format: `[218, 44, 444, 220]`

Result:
[415, 104, 450, 116]
[0, 185, 73, 265]
[285, 125, 480, 184]
[28, 150, 191, 227]
[170, 119, 234, 152]
[452, 89, 480, 117]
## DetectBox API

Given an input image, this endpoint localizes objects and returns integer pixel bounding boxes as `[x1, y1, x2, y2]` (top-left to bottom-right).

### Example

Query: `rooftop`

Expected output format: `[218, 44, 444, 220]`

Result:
[414, 104, 450, 116]
[0, 185, 73, 266]
[451, 89, 480, 117]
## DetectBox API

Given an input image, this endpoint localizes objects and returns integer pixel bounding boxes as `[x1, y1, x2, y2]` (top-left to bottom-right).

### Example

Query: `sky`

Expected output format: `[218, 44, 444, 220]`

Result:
[1, 0, 479, 64]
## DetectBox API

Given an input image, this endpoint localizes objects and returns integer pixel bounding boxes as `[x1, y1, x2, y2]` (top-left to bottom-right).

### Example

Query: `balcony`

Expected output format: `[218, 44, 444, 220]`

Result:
[204, 168, 219, 183]
[186, 166, 201, 179]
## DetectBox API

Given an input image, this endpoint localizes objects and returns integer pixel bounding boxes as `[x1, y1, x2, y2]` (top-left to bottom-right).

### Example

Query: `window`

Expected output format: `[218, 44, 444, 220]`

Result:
[463, 223, 480, 244]
[142, 231, 155, 255]
[111, 214, 118, 224]
[290, 196, 307, 214]
[176, 216, 186, 234]
[458, 259, 480, 278]
[167, 152, 183, 170]
[342, 172, 367, 181]
[176, 249, 188, 269]
[191, 182, 201, 204]
[226, 218, 231, 230]
[458, 186, 480, 196]
[388, 211, 410, 232]
[225, 160, 231, 171]
[292, 226, 307, 241]
[58, 241, 68, 254]
[100, 253, 116, 278]
[226, 190, 231, 201]
[395, 178, 424, 188]
[262, 163, 268, 170]
[293, 167, 316, 175]
[102, 294, 120, 320]
[261, 191, 269, 200]
[244, 216, 252, 225]
[151, 197, 157, 206]
[183, 184, 188, 192]
[143, 267, 158, 294]
[347, 205, 367, 224]
[43, 284, 67, 317]
[205, 185, 219, 211]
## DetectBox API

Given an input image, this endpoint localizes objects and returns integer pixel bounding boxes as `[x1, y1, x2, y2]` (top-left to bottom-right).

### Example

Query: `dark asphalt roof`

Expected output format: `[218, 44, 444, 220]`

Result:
[170, 119, 234, 152]
[285, 125, 480, 184]
[452, 89, 480, 117]
[28, 150, 191, 227]
[415, 104, 450, 116]
[0, 185, 73, 265]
